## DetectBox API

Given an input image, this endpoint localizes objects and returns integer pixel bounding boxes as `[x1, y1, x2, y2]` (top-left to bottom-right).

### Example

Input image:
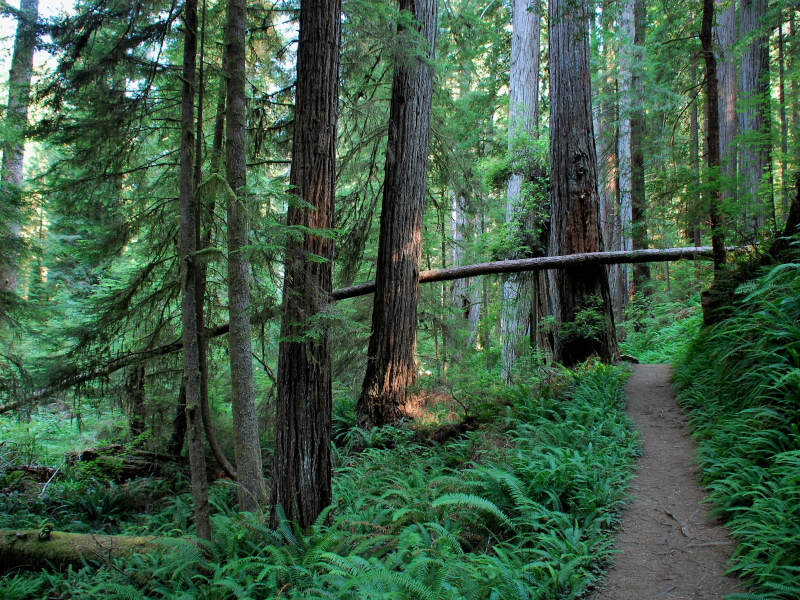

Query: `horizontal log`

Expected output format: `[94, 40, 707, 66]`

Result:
[0, 529, 158, 571]
[332, 247, 717, 300]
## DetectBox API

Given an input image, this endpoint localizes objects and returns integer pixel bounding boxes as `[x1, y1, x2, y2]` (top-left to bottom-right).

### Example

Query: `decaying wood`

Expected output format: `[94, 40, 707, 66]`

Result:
[65, 444, 189, 481]
[0, 529, 158, 571]
[333, 247, 718, 300]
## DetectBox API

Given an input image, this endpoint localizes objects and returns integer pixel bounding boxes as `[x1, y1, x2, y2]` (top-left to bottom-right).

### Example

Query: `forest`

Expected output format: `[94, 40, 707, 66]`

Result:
[0, 0, 798, 597]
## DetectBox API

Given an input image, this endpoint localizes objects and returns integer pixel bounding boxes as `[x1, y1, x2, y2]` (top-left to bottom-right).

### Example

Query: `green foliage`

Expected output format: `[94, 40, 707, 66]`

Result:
[619, 294, 703, 364]
[673, 258, 800, 599]
[0, 365, 638, 599]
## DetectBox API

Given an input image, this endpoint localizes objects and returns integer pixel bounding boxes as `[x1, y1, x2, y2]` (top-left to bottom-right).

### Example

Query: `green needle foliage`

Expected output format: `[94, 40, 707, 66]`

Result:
[0, 364, 639, 599]
[674, 251, 800, 600]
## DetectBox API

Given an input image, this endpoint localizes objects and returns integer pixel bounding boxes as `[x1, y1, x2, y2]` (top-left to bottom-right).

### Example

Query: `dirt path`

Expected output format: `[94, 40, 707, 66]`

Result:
[590, 364, 742, 600]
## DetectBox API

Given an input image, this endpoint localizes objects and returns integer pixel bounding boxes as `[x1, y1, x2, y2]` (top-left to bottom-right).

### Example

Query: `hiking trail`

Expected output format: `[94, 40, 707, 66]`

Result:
[591, 364, 743, 600]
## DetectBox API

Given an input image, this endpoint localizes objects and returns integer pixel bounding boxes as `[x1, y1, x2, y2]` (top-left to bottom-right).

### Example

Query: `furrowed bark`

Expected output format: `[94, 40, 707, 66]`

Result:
[225, 0, 266, 512]
[738, 0, 772, 233]
[716, 0, 736, 211]
[271, 0, 341, 530]
[178, 0, 211, 541]
[548, 0, 618, 365]
[357, 0, 438, 429]
[1, 0, 38, 293]
[617, 0, 634, 313]
[700, 0, 727, 271]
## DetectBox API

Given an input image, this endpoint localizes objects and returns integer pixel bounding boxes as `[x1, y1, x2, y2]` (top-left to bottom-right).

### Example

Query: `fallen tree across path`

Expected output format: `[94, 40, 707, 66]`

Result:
[332, 246, 718, 300]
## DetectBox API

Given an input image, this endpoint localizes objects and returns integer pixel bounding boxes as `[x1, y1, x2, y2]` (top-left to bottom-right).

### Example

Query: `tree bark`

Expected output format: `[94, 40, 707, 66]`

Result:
[738, 0, 772, 234]
[700, 0, 727, 271]
[501, 0, 541, 382]
[716, 0, 737, 211]
[225, 0, 266, 513]
[271, 0, 341, 530]
[1, 0, 38, 293]
[178, 0, 211, 541]
[630, 0, 651, 291]
[778, 19, 789, 214]
[616, 0, 634, 311]
[690, 51, 702, 247]
[547, 0, 618, 365]
[356, 0, 437, 429]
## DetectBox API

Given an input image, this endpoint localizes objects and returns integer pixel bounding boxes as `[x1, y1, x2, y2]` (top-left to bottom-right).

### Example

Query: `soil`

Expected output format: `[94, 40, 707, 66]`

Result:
[590, 364, 743, 600]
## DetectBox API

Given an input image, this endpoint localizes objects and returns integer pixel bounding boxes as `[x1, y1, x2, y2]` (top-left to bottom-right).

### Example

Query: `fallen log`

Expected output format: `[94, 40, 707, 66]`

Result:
[66, 444, 188, 481]
[332, 246, 719, 300]
[0, 529, 158, 571]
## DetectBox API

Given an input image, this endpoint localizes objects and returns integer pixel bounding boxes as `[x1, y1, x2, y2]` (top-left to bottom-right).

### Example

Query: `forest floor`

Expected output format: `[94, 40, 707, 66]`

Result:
[590, 364, 743, 600]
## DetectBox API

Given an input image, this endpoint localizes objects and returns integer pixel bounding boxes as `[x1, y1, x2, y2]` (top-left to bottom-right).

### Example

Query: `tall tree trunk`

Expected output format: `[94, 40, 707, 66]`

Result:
[271, 0, 341, 530]
[616, 0, 634, 310]
[450, 191, 480, 346]
[225, 0, 266, 513]
[1, 0, 38, 293]
[630, 0, 651, 291]
[357, 0, 437, 429]
[548, 0, 618, 365]
[690, 52, 702, 247]
[178, 0, 211, 541]
[779, 19, 789, 214]
[501, 0, 540, 383]
[700, 0, 727, 271]
[738, 0, 772, 234]
[716, 0, 737, 212]
[196, 6, 237, 483]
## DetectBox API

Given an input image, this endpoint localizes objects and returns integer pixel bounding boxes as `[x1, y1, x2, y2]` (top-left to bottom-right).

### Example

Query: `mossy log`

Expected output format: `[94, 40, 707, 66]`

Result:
[0, 529, 158, 571]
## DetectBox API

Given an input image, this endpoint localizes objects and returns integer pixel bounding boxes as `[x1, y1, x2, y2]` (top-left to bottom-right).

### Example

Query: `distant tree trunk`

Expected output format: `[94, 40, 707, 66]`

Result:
[357, 0, 437, 429]
[225, 0, 266, 513]
[630, 0, 651, 292]
[548, 0, 618, 365]
[195, 7, 237, 483]
[1, 0, 38, 293]
[126, 364, 146, 437]
[778, 20, 789, 214]
[738, 0, 772, 234]
[501, 0, 540, 383]
[690, 52, 701, 247]
[168, 386, 188, 456]
[716, 0, 737, 211]
[178, 0, 211, 541]
[450, 191, 480, 346]
[271, 0, 341, 530]
[616, 0, 634, 311]
[700, 0, 727, 271]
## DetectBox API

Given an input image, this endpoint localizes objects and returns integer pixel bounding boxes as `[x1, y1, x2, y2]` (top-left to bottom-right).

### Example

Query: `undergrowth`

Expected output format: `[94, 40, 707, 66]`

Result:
[0, 364, 639, 599]
[673, 259, 800, 600]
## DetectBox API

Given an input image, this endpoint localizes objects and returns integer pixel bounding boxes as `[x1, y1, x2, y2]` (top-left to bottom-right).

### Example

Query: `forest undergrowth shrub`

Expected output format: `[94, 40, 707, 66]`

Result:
[619, 292, 702, 363]
[0, 364, 638, 599]
[673, 259, 800, 600]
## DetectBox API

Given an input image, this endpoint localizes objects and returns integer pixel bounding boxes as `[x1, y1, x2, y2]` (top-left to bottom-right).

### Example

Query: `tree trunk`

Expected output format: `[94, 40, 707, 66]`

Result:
[700, 0, 727, 271]
[178, 0, 212, 541]
[196, 39, 236, 481]
[225, 0, 266, 513]
[271, 0, 341, 530]
[738, 0, 772, 234]
[779, 20, 789, 214]
[501, 0, 540, 383]
[716, 0, 737, 211]
[630, 0, 650, 291]
[548, 0, 618, 366]
[616, 0, 634, 311]
[125, 364, 146, 438]
[357, 0, 437, 429]
[450, 191, 480, 346]
[1, 0, 38, 293]
[168, 386, 187, 456]
[690, 51, 702, 247]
